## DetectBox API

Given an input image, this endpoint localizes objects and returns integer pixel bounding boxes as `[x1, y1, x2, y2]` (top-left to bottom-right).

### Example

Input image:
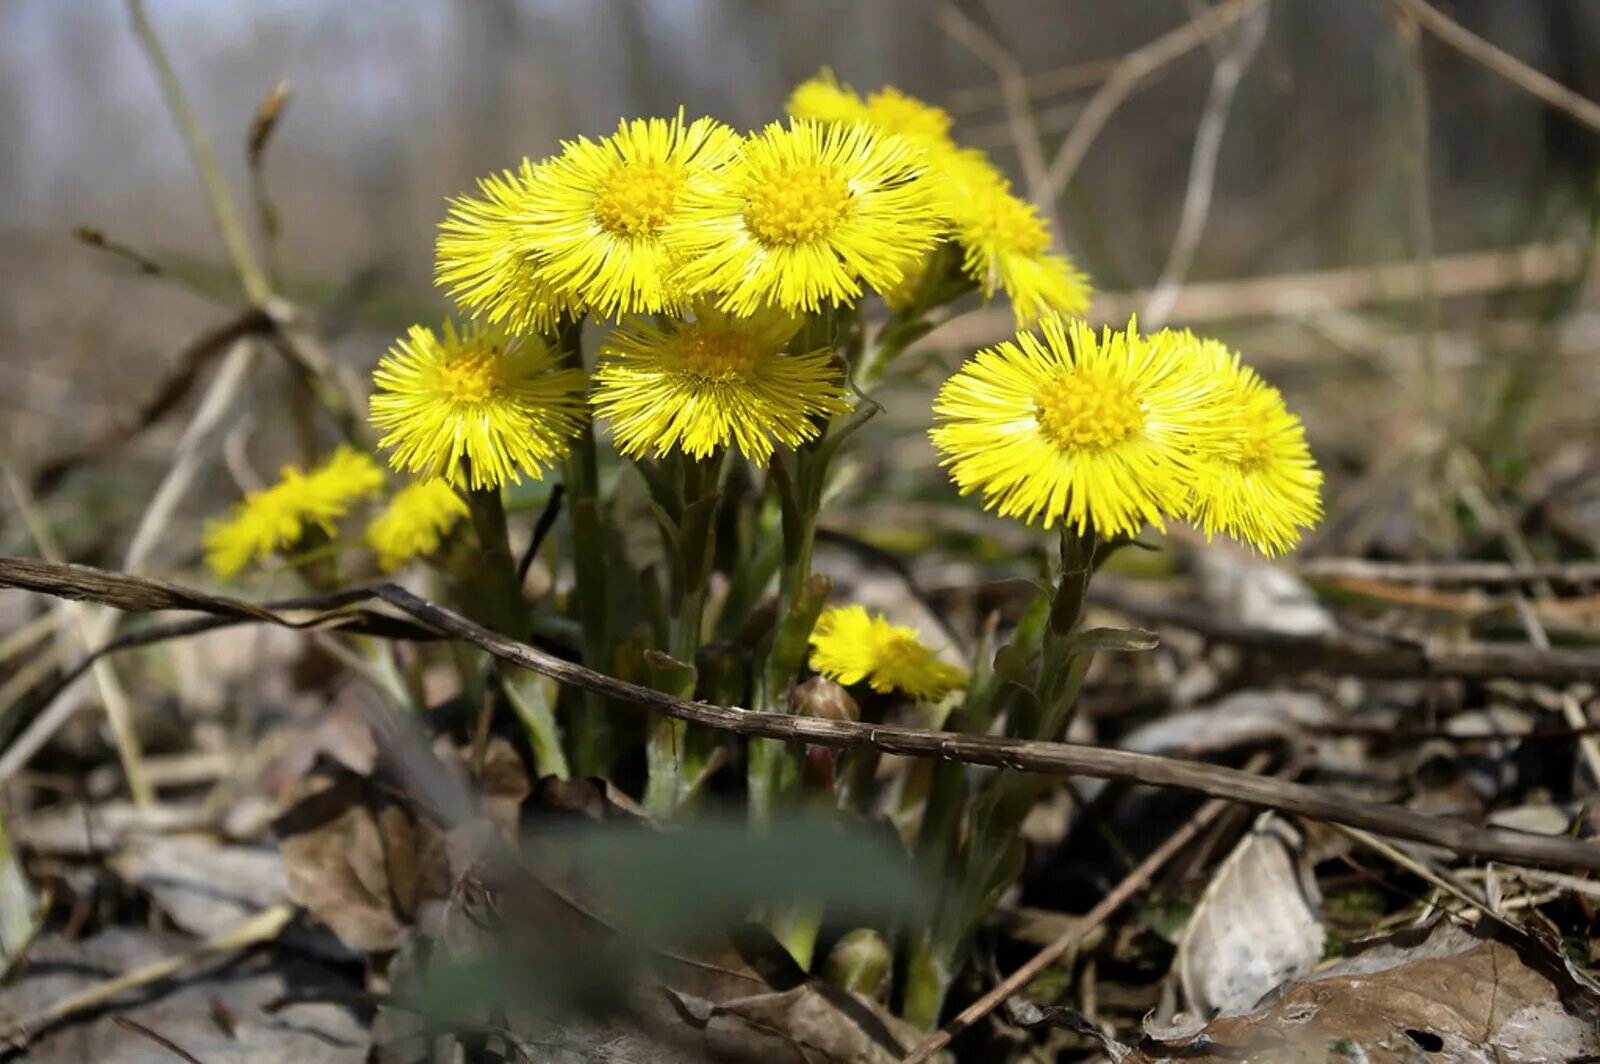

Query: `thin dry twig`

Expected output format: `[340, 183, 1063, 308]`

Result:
[1143, 0, 1271, 327]
[1393, 0, 1600, 135]
[113, 1016, 207, 1064]
[5, 556, 1600, 872]
[1045, 0, 1266, 194]
[902, 754, 1271, 1064]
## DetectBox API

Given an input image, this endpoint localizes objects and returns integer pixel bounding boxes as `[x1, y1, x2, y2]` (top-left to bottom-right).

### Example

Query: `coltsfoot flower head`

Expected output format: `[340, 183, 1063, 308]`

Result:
[437, 159, 580, 334]
[788, 72, 958, 157]
[204, 446, 383, 579]
[370, 320, 586, 490]
[931, 317, 1227, 537]
[590, 302, 849, 465]
[809, 605, 968, 702]
[1184, 340, 1323, 556]
[950, 164, 1091, 325]
[673, 119, 944, 315]
[517, 113, 740, 319]
[366, 478, 470, 571]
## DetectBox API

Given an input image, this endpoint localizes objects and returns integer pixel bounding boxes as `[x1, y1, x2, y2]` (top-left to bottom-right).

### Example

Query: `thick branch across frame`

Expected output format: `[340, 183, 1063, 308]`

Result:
[2, 556, 1599, 871]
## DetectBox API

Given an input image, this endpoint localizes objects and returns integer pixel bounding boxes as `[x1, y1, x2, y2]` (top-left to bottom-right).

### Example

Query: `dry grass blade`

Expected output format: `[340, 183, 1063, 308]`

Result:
[5, 556, 1600, 872]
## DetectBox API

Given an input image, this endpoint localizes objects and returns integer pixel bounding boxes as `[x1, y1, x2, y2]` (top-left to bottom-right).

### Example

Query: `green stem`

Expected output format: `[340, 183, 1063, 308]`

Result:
[555, 320, 614, 778]
[500, 667, 570, 780]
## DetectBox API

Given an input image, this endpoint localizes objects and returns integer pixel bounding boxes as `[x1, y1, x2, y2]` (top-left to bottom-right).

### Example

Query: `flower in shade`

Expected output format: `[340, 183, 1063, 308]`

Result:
[366, 478, 470, 571]
[808, 605, 968, 702]
[589, 302, 849, 465]
[947, 161, 1091, 325]
[369, 320, 586, 490]
[436, 159, 580, 334]
[672, 119, 944, 315]
[514, 113, 740, 319]
[203, 446, 383, 579]
[930, 316, 1228, 536]
[1183, 340, 1323, 556]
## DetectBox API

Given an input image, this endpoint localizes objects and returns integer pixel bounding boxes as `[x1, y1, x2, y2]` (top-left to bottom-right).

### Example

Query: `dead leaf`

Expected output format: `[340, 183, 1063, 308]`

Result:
[1173, 813, 1325, 1018]
[1134, 918, 1600, 1063]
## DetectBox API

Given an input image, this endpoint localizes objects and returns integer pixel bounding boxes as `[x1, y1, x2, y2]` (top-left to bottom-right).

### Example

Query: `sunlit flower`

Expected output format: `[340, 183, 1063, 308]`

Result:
[1184, 340, 1323, 556]
[788, 72, 958, 157]
[930, 316, 1228, 536]
[809, 605, 967, 702]
[370, 320, 586, 490]
[436, 159, 580, 334]
[672, 119, 944, 314]
[366, 478, 470, 571]
[786, 69, 870, 127]
[948, 165, 1090, 325]
[514, 113, 740, 319]
[589, 302, 849, 465]
[203, 447, 383, 579]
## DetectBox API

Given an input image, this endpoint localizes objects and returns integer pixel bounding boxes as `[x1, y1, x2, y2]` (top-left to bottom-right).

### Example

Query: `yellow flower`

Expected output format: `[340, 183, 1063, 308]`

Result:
[949, 164, 1091, 325]
[370, 320, 587, 490]
[809, 605, 968, 702]
[1184, 340, 1323, 556]
[203, 447, 383, 579]
[366, 479, 470, 571]
[788, 72, 957, 156]
[672, 119, 944, 315]
[931, 317, 1227, 537]
[516, 113, 740, 319]
[786, 69, 870, 127]
[589, 302, 849, 465]
[437, 159, 580, 334]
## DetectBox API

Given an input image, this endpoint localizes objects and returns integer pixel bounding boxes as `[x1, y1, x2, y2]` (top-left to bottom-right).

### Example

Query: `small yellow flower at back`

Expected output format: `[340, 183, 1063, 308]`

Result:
[672, 119, 944, 315]
[366, 479, 470, 571]
[946, 158, 1091, 325]
[519, 112, 740, 319]
[930, 316, 1228, 537]
[809, 605, 968, 702]
[786, 68, 870, 127]
[437, 158, 581, 334]
[1184, 339, 1323, 556]
[590, 301, 849, 466]
[203, 446, 383, 580]
[370, 320, 587, 491]
[788, 71, 959, 158]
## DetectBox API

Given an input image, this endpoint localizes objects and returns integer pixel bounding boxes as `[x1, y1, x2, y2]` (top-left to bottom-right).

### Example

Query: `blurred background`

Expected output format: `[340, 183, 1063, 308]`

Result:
[4, 0, 1600, 563]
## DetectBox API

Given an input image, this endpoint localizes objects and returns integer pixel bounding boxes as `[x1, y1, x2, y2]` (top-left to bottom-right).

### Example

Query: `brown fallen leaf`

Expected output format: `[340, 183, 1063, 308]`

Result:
[1132, 918, 1600, 1063]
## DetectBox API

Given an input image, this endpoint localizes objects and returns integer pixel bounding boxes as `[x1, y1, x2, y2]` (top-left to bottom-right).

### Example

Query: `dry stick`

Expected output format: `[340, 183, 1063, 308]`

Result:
[6, 905, 293, 1047]
[935, 241, 1585, 349]
[1045, 0, 1265, 194]
[6, 559, 1600, 872]
[936, 4, 1056, 232]
[1393, 0, 1600, 135]
[901, 758, 1268, 1064]
[948, 55, 1121, 113]
[113, 1017, 207, 1064]
[1143, 0, 1270, 327]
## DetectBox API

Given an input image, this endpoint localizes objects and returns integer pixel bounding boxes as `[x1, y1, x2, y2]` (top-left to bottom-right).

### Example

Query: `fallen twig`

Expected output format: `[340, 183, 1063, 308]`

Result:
[4, 556, 1600, 871]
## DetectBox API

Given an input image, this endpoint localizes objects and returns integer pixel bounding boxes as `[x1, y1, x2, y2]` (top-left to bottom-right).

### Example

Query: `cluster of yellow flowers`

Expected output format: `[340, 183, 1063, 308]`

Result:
[204, 71, 1322, 701]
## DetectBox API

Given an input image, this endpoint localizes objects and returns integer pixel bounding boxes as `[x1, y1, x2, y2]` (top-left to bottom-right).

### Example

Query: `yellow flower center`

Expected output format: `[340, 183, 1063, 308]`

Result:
[437, 351, 502, 403]
[676, 329, 760, 381]
[744, 164, 852, 247]
[1236, 424, 1274, 471]
[978, 192, 1051, 257]
[593, 160, 682, 236]
[1036, 369, 1144, 451]
[875, 632, 924, 672]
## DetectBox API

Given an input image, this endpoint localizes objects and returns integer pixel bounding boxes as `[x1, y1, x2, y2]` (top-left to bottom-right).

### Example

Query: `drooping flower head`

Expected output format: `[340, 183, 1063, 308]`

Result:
[946, 159, 1090, 325]
[515, 113, 740, 319]
[673, 119, 944, 315]
[436, 159, 580, 334]
[1184, 340, 1323, 556]
[366, 478, 470, 571]
[589, 302, 849, 465]
[809, 605, 968, 702]
[369, 320, 586, 490]
[204, 447, 383, 579]
[931, 317, 1227, 537]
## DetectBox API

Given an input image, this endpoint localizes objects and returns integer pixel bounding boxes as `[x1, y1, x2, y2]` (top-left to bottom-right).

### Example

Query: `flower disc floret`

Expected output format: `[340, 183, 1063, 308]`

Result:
[930, 316, 1229, 536]
[369, 320, 586, 490]
[672, 119, 944, 314]
[808, 605, 968, 702]
[590, 303, 849, 465]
